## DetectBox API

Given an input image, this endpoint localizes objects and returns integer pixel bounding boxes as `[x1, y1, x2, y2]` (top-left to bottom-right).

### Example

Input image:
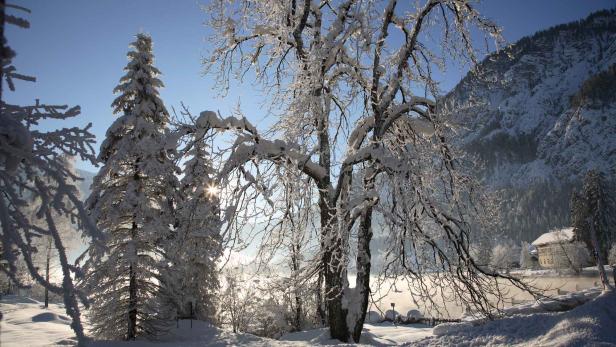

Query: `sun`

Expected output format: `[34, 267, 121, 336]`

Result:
[205, 183, 220, 198]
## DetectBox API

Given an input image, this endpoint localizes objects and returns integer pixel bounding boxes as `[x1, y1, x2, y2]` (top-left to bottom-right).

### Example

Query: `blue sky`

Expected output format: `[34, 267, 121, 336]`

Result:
[5, 0, 615, 172]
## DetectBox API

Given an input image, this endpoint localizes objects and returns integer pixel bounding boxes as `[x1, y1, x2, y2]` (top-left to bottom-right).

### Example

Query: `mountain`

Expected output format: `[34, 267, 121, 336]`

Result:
[75, 168, 95, 200]
[445, 9, 616, 242]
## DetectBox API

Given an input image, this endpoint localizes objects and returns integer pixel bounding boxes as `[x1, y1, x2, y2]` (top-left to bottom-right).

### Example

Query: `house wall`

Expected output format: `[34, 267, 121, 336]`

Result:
[537, 242, 592, 269]
[538, 245, 557, 268]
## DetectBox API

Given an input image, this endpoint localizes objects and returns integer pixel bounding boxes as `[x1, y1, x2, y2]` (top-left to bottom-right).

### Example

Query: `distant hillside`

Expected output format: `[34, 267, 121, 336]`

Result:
[444, 9, 616, 242]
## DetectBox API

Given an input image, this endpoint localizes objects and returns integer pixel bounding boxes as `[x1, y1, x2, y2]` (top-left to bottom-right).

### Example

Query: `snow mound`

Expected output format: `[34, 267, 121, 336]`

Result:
[384, 309, 399, 321]
[1, 297, 76, 347]
[32, 312, 71, 324]
[367, 310, 382, 323]
[432, 322, 473, 336]
[406, 309, 423, 321]
[420, 290, 616, 346]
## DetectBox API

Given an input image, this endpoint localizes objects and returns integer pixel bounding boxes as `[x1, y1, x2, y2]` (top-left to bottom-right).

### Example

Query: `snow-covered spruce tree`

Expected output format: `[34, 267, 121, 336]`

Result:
[172, 134, 222, 321]
[197, 0, 536, 342]
[0, 3, 99, 345]
[571, 169, 615, 290]
[82, 33, 180, 340]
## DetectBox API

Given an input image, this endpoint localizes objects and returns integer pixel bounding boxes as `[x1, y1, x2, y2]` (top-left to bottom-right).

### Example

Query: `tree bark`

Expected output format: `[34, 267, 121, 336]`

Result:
[127, 222, 138, 340]
[352, 206, 373, 342]
[44, 252, 50, 308]
[316, 270, 326, 325]
[589, 221, 612, 290]
[290, 243, 302, 331]
[46, 211, 87, 346]
[319, 193, 349, 341]
[44, 236, 52, 308]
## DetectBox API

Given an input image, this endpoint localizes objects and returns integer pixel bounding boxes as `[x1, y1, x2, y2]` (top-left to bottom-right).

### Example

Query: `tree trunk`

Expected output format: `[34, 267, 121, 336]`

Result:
[352, 207, 373, 342]
[589, 222, 612, 290]
[319, 194, 349, 342]
[44, 254, 50, 308]
[316, 270, 326, 325]
[127, 221, 138, 340]
[44, 236, 52, 309]
[46, 211, 87, 346]
[315, 87, 350, 341]
[290, 243, 302, 331]
[325, 258, 348, 342]
[128, 264, 137, 339]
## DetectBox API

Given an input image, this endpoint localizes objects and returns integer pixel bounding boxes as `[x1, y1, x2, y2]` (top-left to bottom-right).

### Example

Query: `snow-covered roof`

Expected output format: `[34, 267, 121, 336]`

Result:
[531, 227, 575, 246]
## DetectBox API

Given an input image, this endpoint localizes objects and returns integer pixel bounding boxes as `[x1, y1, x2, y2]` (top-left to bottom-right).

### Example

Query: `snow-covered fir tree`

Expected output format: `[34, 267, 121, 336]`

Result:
[82, 33, 180, 340]
[172, 136, 222, 321]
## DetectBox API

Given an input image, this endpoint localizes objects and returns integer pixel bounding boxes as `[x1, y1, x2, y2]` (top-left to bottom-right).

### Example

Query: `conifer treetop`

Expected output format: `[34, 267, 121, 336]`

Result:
[112, 33, 167, 124]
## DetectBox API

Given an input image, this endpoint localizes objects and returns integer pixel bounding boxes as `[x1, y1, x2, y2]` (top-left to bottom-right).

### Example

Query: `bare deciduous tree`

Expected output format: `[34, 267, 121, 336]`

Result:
[190, 0, 537, 342]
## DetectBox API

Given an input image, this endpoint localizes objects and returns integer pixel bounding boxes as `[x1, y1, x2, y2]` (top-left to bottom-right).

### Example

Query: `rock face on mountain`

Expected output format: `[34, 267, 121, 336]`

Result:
[76, 168, 95, 198]
[445, 9, 616, 241]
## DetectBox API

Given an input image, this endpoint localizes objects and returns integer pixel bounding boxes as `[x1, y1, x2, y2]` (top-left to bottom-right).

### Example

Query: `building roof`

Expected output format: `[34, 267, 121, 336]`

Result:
[532, 227, 575, 247]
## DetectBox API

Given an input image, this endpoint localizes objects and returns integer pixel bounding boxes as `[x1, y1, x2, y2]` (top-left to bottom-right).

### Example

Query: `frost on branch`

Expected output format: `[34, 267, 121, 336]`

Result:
[202, 0, 524, 343]
[1, 6, 98, 346]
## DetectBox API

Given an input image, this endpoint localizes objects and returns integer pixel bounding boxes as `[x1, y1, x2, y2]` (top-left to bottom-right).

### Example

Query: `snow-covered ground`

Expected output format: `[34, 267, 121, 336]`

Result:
[0, 295, 79, 347]
[279, 323, 433, 346]
[2, 287, 614, 346]
[418, 289, 616, 346]
[0, 295, 433, 346]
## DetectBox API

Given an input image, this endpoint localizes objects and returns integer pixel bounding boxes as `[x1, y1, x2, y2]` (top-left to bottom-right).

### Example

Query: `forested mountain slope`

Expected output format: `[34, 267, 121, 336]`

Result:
[445, 9, 616, 241]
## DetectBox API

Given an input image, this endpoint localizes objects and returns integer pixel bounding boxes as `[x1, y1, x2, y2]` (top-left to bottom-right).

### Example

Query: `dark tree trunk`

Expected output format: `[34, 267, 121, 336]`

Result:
[315, 87, 350, 341]
[127, 221, 138, 340]
[46, 211, 86, 346]
[316, 270, 326, 325]
[352, 207, 373, 342]
[44, 236, 52, 309]
[44, 255, 50, 308]
[590, 222, 611, 290]
[319, 191, 349, 342]
[128, 264, 137, 339]
[290, 243, 303, 331]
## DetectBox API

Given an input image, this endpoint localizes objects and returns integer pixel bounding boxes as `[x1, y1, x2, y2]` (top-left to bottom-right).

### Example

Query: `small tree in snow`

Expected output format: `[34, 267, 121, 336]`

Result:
[519, 241, 537, 270]
[489, 241, 520, 272]
[82, 33, 180, 340]
[0, 4, 99, 345]
[217, 269, 261, 333]
[571, 170, 615, 290]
